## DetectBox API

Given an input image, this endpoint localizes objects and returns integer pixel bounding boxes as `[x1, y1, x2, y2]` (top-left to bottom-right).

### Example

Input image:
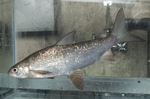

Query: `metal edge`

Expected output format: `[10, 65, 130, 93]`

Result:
[8, 76, 150, 94]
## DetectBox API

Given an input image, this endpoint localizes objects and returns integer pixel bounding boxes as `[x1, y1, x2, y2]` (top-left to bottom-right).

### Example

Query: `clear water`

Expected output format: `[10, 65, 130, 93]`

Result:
[0, 0, 149, 99]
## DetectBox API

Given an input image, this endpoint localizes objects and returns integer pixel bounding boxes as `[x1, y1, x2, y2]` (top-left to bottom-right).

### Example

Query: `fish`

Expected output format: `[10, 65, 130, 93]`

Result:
[8, 8, 145, 90]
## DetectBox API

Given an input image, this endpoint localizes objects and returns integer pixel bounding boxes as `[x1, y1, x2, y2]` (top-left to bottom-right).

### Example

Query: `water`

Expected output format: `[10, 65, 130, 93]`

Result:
[0, 0, 149, 98]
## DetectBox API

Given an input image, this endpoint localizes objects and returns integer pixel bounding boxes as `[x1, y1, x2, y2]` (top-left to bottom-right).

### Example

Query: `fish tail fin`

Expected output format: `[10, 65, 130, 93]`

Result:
[112, 8, 145, 42]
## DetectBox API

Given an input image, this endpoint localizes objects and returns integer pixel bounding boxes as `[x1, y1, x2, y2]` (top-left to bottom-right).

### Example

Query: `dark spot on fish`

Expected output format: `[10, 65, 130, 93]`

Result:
[14, 68, 16, 71]
[138, 81, 140, 83]
[61, 87, 63, 89]
[13, 68, 18, 73]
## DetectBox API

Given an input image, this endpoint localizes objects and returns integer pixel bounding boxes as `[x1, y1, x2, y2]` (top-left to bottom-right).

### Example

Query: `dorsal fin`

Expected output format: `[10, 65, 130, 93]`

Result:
[55, 31, 76, 45]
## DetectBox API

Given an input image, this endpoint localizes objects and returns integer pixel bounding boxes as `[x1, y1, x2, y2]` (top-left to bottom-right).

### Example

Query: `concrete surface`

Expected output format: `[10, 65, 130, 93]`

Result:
[14, 0, 54, 32]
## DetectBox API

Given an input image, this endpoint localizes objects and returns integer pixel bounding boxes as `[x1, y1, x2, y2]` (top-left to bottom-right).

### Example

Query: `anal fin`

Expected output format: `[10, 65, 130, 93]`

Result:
[68, 69, 84, 90]
[100, 49, 114, 61]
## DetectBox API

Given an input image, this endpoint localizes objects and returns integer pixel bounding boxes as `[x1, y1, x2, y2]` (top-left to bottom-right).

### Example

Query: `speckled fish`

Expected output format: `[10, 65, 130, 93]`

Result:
[8, 8, 144, 90]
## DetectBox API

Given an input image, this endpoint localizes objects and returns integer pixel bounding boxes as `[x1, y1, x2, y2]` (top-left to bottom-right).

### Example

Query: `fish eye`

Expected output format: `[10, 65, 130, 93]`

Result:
[13, 68, 18, 73]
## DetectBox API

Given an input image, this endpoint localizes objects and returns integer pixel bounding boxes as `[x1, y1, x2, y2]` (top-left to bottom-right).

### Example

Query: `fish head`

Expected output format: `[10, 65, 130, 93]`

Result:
[8, 63, 30, 78]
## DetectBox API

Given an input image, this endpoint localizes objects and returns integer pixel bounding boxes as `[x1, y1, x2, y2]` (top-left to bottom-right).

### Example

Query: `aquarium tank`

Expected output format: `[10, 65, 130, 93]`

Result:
[0, 0, 150, 99]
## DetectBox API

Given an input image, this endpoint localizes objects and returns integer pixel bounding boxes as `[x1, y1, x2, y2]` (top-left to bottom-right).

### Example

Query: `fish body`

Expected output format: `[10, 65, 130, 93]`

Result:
[8, 8, 144, 90]
[11, 35, 117, 78]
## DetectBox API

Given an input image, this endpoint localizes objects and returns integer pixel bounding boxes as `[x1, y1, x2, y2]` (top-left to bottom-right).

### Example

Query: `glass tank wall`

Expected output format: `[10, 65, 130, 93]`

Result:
[0, 0, 14, 94]
[1, 0, 150, 99]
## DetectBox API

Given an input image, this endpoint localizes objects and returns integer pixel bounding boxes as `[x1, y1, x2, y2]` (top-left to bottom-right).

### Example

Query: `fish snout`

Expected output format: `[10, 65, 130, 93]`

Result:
[8, 66, 28, 78]
[8, 67, 17, 77]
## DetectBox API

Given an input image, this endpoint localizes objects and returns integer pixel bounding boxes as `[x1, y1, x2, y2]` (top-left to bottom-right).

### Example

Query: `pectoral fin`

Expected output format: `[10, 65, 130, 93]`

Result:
[68, 69, 84, 90]
[29, 70, 53, 78]
[30, 70, 52, 75]
[100, 49, 114, 61]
